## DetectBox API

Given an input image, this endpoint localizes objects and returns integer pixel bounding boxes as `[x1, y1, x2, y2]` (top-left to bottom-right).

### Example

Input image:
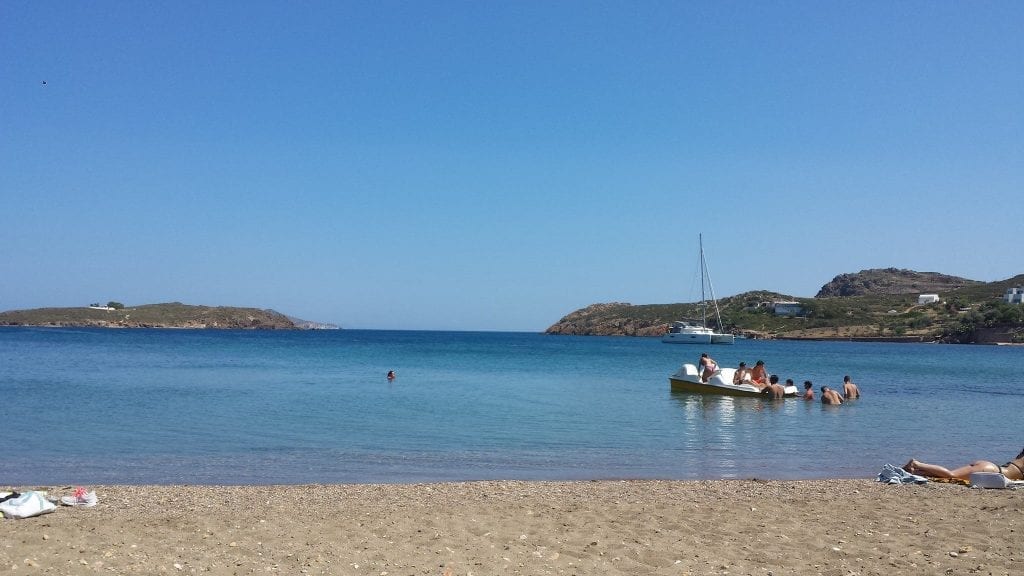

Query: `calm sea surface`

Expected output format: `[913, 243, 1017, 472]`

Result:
[2, 327, 1022, 485]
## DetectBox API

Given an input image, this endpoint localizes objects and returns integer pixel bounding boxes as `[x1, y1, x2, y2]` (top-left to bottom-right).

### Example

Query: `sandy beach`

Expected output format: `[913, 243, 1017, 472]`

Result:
[2, 479, 1020, 575]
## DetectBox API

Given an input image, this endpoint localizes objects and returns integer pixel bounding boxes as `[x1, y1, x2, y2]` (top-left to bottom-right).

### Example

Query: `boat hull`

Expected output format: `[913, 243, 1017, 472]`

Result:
[661, 332, 712, 344]
[669, 376, 766, 397]
[669, 364, 797, 397]
[661, 321, 734, 345]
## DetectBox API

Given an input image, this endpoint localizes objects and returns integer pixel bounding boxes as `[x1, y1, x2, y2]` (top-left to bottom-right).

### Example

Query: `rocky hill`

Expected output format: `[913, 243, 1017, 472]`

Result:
[545, 291, 790, 339]
[815, 268, 980, 298]
[545, 303, 668, 337]
[546, 271, 1024, 343]
[0, 302, 303, 329]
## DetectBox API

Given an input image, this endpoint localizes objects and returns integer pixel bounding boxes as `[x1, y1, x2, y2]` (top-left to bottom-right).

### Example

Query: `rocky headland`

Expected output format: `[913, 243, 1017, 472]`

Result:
[546, 269, 1024, 344]
[0, 302, 339, 330]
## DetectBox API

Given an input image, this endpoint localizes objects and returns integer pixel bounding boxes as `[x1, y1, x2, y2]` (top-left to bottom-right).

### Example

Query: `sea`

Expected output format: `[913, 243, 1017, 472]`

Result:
[1, 327, 1022, 486]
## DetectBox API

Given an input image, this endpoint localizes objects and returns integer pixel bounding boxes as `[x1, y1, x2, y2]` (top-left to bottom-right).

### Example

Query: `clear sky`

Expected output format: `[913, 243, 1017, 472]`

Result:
[2, 2, 1021, 331]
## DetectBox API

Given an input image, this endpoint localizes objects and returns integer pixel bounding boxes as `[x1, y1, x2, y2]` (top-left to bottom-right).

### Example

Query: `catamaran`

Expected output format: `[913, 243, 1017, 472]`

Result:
[661, 234, 734, 345]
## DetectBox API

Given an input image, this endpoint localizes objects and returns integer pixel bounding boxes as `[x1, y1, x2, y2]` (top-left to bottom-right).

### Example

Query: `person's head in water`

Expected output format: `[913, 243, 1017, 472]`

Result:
[804, 381, 813, 390]
[769, 374, 779, 385]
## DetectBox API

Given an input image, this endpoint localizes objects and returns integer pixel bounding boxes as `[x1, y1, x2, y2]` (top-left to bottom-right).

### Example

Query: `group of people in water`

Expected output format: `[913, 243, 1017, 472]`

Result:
[698, 353, 860, 404]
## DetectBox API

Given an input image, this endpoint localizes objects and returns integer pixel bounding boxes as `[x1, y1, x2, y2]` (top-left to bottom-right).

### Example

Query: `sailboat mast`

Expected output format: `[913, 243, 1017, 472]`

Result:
[703, 237, 726, 330]
[699, 234, 707, 327]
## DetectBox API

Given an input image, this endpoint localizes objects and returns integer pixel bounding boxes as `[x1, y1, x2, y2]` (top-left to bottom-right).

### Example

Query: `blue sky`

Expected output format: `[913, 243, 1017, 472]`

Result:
[2, 1, 1021, 331]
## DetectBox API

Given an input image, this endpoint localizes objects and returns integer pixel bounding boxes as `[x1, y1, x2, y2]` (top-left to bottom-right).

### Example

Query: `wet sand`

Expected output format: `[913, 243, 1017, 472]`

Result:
[2, 479, 1021, 575]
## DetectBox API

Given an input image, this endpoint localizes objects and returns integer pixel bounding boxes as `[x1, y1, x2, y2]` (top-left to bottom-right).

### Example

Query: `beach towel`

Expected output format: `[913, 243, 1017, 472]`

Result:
[931, 476, 970, 486]
[876, 463, 928, 485]
[0, 491, 56, 519]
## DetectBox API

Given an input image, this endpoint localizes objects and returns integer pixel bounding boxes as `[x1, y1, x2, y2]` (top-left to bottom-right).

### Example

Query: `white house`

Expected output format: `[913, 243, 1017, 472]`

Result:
[1006, 287, 1024, 304]
[772, 301, 804, 316]
[917, 294, 940, 305]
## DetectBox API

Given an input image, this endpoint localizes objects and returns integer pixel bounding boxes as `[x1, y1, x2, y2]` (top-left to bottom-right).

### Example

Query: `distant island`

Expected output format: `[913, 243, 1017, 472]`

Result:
[546, 268, 1024, 344]
[0, 302, 340, 330]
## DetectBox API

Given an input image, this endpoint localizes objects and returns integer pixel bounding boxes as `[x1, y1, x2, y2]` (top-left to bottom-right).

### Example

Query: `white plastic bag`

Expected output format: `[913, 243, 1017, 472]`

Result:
[0, 491, 57, 519]
[970, 472, 1010, 489]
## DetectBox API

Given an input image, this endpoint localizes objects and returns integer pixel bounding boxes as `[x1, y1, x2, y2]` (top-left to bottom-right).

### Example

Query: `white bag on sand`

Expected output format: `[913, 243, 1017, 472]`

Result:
[970, 472, 1010, 489]
[0, 491, 57, 519]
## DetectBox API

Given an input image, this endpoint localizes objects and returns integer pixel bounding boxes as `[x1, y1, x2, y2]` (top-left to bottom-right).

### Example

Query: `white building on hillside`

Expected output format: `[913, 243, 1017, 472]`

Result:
[918, 294, 940, 305]
[1005, 287, 1024, 304]
[773, 301, 804, 316]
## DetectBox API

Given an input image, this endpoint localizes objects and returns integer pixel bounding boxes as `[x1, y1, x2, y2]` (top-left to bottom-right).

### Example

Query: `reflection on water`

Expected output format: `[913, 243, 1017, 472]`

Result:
[668, 390, 864, 479]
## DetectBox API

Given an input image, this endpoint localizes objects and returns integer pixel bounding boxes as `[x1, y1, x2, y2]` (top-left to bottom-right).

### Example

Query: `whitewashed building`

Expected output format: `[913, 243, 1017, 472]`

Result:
[917, 294, 940, 305]
[773, 301, 804, 316]
[1005, 287, 1024, 304]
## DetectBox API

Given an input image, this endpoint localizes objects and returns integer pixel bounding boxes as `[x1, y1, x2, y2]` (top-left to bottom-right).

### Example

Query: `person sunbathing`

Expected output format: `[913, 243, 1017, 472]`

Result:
[903, 447, 1024, 481]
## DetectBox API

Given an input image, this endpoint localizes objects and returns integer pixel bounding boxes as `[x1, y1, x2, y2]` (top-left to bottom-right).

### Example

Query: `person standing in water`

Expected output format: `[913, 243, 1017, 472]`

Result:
[842, 375, 860, 399]
[802, 380, 814, 401]
[761, 375, 786, 399]
[821, 386, 843, 405]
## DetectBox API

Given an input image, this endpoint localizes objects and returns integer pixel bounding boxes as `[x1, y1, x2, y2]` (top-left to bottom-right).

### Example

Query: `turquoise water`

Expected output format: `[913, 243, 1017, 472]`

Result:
[1, 327, 1022, 485]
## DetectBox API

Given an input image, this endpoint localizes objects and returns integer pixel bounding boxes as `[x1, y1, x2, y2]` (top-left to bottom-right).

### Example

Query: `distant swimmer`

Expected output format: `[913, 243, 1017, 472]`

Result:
[386, 370, 395, 381]
[802, 380, 814, 401]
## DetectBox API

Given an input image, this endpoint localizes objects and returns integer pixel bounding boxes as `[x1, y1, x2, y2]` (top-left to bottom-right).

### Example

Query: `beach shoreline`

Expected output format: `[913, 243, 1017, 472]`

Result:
[2, 479, 1020, 575]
